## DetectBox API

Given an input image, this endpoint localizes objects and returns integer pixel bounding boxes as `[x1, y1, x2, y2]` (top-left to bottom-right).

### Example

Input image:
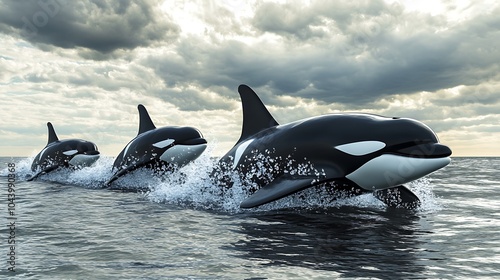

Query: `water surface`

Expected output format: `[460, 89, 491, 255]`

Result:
[0, 157, 499, 279]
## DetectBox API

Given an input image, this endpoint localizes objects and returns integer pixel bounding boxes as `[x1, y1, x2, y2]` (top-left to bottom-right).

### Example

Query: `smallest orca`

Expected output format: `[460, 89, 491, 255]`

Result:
[106, 104, 207, 186]
[28, 122, 100, 181]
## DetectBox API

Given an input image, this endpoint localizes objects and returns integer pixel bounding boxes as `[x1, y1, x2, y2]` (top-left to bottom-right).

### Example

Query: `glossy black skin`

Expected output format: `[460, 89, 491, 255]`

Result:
[112, 126, 206, 171]
[31, 139, 99, 171]
[218, 113, 446, 188]
[107, 104, 207, 187]
[214, 85, 451, 208]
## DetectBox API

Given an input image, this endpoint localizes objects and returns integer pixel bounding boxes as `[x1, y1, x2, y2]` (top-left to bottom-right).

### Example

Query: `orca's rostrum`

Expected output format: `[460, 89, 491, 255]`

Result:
[215, 85, 452, 209]
[106, 104, 207, 186]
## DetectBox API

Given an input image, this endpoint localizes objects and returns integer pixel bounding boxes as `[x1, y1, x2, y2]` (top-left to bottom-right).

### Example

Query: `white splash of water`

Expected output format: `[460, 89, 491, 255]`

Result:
[406, 177, 443, 213]
[43, 156, 115, 188]
[0, 156, 36, 178]
[2, 149, 442, 213]
[145, 145, 250, 212]
[146, 147, 397, 213]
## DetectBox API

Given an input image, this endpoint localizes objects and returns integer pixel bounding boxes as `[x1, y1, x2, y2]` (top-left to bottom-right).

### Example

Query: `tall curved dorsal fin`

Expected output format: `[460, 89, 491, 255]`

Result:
[137, 104, 156, 135]
[47, 122, 59, 145]
[236, 85, 279, 144]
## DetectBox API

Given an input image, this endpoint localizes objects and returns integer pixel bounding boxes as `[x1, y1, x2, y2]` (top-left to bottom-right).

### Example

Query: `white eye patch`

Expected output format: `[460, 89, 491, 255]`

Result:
[153, 139, 175, 148]
[335, 141, 386, 156]
[63, 149, 78, 156]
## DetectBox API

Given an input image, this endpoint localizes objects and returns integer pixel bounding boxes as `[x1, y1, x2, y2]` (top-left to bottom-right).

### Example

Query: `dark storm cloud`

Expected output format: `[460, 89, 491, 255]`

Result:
[146, 38, 286, 104]
[152, 87, 236, 111]
[252, 0, 389, 40]
[0, 0, 179, 55]
[248, 1, 500, 104]
[147, 0, 500, 106]
[151, 25, 499, 107]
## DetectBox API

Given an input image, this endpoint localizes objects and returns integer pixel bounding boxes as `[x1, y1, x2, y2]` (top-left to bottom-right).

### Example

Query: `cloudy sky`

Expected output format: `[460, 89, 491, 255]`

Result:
[0, 0, 499, 157]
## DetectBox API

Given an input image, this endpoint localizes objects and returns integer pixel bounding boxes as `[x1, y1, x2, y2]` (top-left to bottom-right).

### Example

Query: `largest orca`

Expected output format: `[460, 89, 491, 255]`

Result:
[215, 85, 452, 209]
[106, 104, 207, 186]
[28, 122, 100, 181]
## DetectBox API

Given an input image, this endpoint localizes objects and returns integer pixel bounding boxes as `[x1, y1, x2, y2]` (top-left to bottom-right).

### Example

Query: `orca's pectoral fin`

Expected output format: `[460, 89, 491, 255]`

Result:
[27, 165, 60, 181]
[105, 165, 137, 187]
[105, 158, 153, 187]
[105, 171, 124, 187]
[373, 185, 421, 209]
[240, 177, 316, 208]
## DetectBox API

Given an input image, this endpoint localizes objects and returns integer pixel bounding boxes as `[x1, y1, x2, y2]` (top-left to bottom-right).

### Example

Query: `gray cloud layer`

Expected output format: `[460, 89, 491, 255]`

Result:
[0, 0, 499, 156]
[126, 0, 500, 108]
[0, 0, 179, 56]
[2, 0, 498, 104]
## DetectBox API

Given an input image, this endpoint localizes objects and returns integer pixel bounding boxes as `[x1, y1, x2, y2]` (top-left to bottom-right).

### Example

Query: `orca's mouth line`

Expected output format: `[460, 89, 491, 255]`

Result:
[82, 150, 100, 156]
[154, 138, 207, 151]
[384, 141, 452, 159]
[175, 138, 207, 146]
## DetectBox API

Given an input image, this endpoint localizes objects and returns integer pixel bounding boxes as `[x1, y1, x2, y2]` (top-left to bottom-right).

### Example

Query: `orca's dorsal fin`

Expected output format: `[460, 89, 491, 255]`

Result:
[47, 122, 59, 145]
[236, 85, 279, 144]
[137, 104, 156, 135]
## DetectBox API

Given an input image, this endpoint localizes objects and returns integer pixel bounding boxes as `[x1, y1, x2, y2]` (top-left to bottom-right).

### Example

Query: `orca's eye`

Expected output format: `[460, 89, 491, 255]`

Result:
[335, 141, 386, 156]
[153, 139, 175, 148]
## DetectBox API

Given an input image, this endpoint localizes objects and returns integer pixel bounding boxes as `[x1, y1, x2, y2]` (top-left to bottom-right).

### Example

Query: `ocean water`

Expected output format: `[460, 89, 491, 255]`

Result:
[0, 156, 499, 279]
